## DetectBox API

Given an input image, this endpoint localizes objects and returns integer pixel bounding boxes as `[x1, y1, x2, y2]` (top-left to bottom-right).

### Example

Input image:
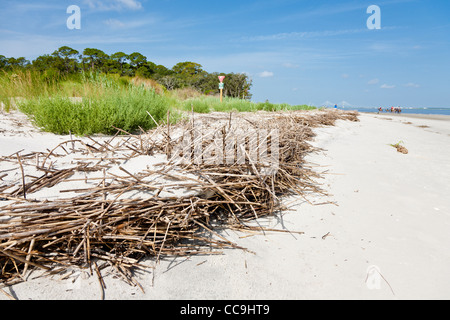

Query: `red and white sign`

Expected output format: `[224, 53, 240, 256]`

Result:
[218, 76, 225, 83]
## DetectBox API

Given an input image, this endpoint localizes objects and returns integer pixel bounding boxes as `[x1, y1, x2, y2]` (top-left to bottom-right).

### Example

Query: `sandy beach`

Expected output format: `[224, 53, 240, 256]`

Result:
[1, 110, 449, 300]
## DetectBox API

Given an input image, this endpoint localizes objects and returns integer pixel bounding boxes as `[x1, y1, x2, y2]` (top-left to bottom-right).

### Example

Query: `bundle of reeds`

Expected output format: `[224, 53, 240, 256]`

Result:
[0, 109, 358, 290]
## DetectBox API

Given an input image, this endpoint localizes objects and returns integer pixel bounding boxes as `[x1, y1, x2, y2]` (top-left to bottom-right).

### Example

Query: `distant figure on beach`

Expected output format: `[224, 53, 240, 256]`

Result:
[378, 107, 382, 114]
[334, 104, 337, 109]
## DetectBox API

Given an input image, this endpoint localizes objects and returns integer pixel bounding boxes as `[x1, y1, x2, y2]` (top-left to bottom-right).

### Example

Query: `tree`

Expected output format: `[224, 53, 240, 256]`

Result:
[154, 64, 172, 76]
[32, 54, 58, 72]
[1, 48, 254, 99]
[172, 61, 204, 77]
[158, 75, 181, 90]
[110, 52, 129, 75]
[0, 55, 7, 70]
[52, 46, 79, 74]
[224, 73, 252, 100]
[7, 57, 30, 69]
[128, 52, 147, 71]
[171, 62, 207, 89]
[82, 48, 108, 71]
[152, 64, 174, 82]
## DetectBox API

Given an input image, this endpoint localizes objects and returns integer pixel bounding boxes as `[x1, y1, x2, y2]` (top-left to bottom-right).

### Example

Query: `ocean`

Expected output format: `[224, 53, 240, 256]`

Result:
[339, 107, 450, 116]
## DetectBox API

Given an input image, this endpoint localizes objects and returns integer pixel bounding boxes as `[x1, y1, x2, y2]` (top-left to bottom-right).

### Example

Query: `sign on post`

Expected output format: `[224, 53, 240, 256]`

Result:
[218, 76, 225, 102]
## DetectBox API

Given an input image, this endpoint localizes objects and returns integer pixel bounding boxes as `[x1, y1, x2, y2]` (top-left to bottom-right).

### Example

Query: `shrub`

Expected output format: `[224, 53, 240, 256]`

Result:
[18, 77, 172, 135]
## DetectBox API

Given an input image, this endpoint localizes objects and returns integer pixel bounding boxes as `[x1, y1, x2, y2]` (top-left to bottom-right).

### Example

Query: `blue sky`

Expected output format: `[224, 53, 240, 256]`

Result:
[1, 0, 449, 108]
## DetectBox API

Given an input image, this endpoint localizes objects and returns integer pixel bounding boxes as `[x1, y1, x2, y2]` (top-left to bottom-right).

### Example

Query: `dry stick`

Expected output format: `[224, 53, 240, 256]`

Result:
[2, 149, 25, 160]
[86, 136, 111, 153]
[166, 110, 171, 157]
[118, 166, 142, 182]
[22, 238, 35, 279]
[0, 110, 358, 287]
[146, 111, 161, 130]
[0, 287, 16, 300]
[1, 250, 50, 271]
[15, 168, 75, 196]
[69, 131, 75, 152]
[156, 219, 173, 264]
[102, 169, 106, 212]
[241, 145, 280, 208]
[16, 154, 26, 199]
[93, 261, 105, 300]
[194, 220, 250, 252]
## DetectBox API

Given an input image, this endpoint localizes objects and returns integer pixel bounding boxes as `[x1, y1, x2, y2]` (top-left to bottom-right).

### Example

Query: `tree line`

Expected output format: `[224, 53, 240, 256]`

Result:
[0, 46, 252, 99]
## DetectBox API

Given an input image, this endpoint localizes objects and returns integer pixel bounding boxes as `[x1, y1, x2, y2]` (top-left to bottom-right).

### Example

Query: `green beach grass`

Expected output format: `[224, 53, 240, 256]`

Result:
[1, 70, 316, 135]
[181, 96, 316, 114]
[3, 71, 175, 135]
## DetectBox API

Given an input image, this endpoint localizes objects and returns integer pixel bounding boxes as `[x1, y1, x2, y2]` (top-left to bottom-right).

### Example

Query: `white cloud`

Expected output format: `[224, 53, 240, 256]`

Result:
[368, 78, 379, 85]
[103, 17, 157, 29]
[104, 19, 125, 28]
[341, 73, 350, 79]
[84, 0, 142, 11]
[242, 28, 367, 42]
[282, 63, 299, 69]
[404, 82, 420, 88]
[380, 84, 395, 89]
[259, 71, 274, 78]
[116, 0, 142, 10]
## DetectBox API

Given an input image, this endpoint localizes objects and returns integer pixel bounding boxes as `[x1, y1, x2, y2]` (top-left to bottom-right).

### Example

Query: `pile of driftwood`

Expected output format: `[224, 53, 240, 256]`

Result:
[0, 109, 358, 290]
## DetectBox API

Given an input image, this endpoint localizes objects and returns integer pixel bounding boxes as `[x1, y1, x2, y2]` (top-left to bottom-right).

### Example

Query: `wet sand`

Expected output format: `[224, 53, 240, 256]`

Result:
[365, 112, 450, 122]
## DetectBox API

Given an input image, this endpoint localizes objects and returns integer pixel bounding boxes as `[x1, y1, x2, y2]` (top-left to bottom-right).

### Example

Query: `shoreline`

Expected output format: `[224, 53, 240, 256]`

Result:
[360, 112, 450, 122]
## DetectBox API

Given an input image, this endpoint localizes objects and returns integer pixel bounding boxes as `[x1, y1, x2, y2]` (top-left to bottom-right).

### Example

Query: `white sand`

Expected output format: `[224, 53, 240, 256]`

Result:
[1, 111, 450, 300]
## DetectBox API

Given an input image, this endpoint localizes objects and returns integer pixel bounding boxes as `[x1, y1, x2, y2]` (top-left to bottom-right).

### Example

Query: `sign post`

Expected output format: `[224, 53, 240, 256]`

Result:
[218, 76, 225, 103]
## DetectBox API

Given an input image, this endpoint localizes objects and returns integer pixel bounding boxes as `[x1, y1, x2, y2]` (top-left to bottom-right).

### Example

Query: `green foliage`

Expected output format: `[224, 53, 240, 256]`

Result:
[0, 69, 61, 110]
[172, 61, 204, 76]
[0, 47, 315, 135]
[182, 99, 211, 114]
[1, 47, 253, 101]
[17, 74, 172, 135]
[175, 96, 316, 114]
[82, 48, 108, 71]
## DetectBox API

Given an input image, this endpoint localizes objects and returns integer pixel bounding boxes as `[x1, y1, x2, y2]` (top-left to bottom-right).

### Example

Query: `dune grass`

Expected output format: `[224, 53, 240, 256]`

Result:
[180, 96, 316, 113]
[0, 70, 61, 111]
[1, 69, 316, 135]
[13, 72, 175, 135]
